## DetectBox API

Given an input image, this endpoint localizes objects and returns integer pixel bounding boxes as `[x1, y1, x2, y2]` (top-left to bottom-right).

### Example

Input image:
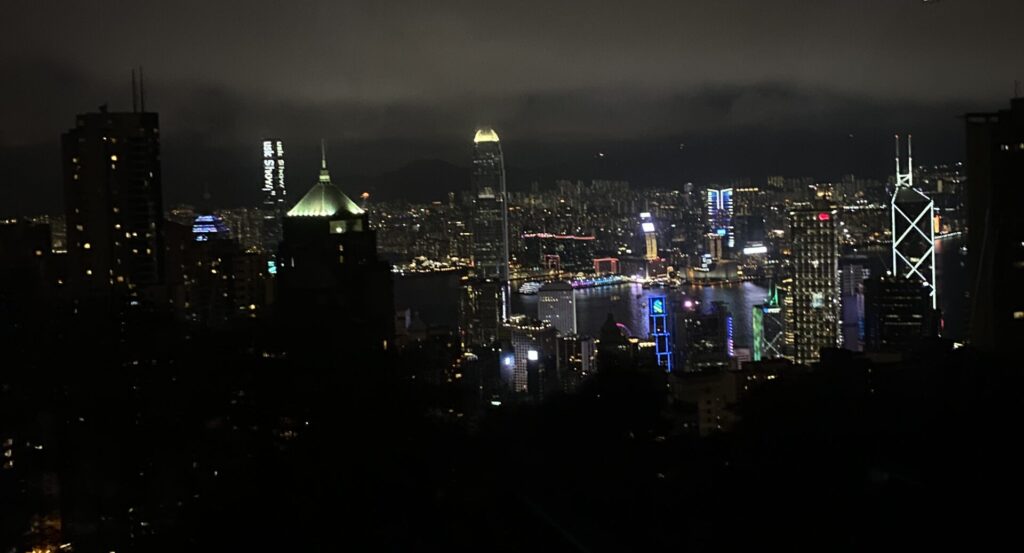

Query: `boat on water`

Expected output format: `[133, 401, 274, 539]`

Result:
[518, 281, 542, 295]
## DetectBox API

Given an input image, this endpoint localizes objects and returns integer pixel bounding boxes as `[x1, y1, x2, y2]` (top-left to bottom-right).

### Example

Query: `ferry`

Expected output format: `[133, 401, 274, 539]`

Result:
[518, 281, 543, 295]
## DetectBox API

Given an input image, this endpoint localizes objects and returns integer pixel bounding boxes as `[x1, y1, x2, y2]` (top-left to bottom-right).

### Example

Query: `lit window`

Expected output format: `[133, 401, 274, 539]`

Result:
[83, 242, 91, 249]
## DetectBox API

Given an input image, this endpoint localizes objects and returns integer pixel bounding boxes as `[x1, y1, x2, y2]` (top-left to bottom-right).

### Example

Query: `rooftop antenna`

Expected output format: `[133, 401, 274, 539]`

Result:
[317, 138, 332, 184]
[131, 68, 138, 113]
[894, 134, 900, 178]
[139, 66, 146, 112]
[907, 134, 913, 188]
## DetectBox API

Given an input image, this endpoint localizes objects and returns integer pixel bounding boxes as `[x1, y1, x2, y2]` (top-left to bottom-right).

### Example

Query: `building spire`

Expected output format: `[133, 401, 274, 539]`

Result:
[318, 139, 332, 184]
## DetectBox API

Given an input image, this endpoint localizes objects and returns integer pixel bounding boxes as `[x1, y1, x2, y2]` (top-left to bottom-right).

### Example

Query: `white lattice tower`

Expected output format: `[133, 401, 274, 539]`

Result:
[891, 135, 937, 309]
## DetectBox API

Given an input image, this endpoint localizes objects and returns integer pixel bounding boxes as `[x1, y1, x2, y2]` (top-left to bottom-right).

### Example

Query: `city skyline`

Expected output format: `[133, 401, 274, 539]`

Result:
[2, 3, 1022, 550]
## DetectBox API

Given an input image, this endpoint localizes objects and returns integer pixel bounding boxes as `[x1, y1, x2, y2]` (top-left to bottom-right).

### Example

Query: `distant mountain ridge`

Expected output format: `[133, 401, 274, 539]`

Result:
[341, 158, 564, 203]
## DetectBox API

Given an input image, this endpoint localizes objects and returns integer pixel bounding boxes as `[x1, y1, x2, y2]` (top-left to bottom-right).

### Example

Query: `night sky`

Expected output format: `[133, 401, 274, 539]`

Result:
[1, 0, 1021, 215]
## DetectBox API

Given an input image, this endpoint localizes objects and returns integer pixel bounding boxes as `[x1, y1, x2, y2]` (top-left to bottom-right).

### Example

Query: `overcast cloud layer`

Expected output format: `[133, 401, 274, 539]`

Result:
[1, 0, 1022, 213]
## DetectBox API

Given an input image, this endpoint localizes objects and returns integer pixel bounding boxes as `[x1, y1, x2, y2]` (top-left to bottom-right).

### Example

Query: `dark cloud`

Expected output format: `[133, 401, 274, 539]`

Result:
[1, 1, 1021, 214]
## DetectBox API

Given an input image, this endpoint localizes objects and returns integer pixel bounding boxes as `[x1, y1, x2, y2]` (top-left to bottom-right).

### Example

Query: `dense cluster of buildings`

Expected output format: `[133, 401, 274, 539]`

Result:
[3, 82, 1024, 552]
[0, 100, 991, 390]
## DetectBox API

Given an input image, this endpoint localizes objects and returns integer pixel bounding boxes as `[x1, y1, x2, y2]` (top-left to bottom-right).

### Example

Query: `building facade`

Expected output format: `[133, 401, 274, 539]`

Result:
[276, 149, 394, 354]
[788, 205, 841, 365]
[965, 98, 1024, 352]
[863, 276, 937, 353]
[62, 109, 164, 296]
[538, 281, 576, 335]
[471, 128, 509, 281]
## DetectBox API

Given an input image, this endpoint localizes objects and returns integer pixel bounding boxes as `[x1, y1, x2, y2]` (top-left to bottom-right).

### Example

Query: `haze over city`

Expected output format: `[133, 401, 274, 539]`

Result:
[2, 1, 1023, 214]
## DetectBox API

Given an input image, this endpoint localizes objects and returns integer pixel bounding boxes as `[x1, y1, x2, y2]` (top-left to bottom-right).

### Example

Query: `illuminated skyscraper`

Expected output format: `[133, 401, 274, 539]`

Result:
[261, 138, 287, 252]
[470, 128, 510, 340]
[788, 205, 841, 365]
[471, 128, 509, 282]
[706, 187, 734, 250]
[891, 135, 936, 309]
[648, 295, 673, 372]
[640, 212, 658, 260]
[62, 107, 164, 296]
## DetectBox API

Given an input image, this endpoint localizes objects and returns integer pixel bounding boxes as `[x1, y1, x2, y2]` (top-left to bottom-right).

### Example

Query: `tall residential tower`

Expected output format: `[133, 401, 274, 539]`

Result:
[62, 107, 164, 296]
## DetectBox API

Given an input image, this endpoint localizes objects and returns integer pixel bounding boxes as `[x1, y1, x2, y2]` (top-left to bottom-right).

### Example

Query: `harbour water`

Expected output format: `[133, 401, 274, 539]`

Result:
[514, 235, 969, 348]
[397, 235, 968, 348]
[513, 281, 769, 348]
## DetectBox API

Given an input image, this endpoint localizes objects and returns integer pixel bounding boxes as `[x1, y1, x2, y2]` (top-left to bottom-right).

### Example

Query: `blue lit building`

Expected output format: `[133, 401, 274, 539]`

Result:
[647, 295, 673, 372]
[706, 188, 735, 251]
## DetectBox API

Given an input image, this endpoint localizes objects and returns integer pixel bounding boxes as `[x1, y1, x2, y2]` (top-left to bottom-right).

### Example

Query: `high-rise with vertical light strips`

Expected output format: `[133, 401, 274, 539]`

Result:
[706, 187, 734, 252]
[261, 138, 287, 253]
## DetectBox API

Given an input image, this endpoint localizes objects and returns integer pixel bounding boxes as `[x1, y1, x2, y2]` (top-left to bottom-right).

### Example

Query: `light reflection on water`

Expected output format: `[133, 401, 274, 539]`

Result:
[514, 235, 968, 347]
[513, 281, 769, 348]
